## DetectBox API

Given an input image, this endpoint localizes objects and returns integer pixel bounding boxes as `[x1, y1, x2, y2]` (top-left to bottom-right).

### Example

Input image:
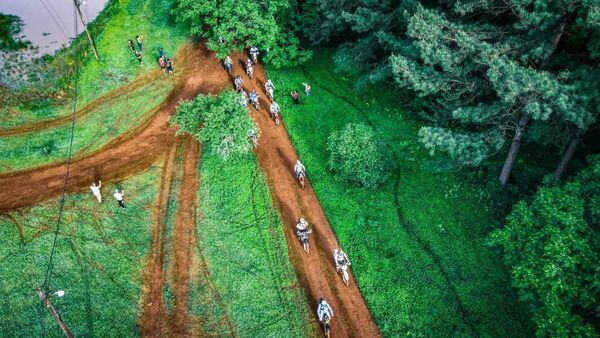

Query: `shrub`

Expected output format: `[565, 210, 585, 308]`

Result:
[327, 123, 393, 188]
[170, 91, 257, 160]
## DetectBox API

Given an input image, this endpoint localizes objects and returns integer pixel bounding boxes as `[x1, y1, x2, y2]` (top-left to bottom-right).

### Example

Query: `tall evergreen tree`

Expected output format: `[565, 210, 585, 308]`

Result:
[391, 1, 598, 184]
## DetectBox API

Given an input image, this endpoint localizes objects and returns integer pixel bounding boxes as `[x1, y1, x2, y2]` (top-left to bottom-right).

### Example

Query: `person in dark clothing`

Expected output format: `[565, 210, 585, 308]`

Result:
[159, 47, 165, 59]
[136, 35, 143, 51]
[128, 39, 136, 52]
[166, 58, 173, 74]
[291, 90, 299, 104]
[135, 50, 143, 65]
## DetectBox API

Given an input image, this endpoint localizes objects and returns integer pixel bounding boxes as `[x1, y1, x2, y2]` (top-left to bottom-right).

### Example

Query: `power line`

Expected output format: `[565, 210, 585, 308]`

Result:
[39, 2, 80, 337]
[37, 0, 70, 41]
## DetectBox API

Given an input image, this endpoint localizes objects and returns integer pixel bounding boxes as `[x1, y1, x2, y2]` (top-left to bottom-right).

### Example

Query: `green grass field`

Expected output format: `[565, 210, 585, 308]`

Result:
[0, 0, 187, 130]
[267, 50, 534, 336]
[191, 152, 315, 336]
[0, 166, 161, 336]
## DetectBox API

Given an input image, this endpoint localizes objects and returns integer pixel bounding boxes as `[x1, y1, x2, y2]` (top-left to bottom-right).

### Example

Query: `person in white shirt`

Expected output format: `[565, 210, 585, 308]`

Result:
[90, 181, 102, 203]
[114, 189, 125, 208]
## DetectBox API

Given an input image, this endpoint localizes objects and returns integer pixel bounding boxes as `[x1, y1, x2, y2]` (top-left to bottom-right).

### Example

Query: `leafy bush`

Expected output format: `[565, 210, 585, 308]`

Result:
[170, 91, 257, 160]
[490, 155, 600, 337]
[327, 122, 393, 188]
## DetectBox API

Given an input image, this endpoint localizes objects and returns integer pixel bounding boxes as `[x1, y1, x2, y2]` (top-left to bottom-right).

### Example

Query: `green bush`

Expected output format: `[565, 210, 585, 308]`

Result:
[170, 91, 257, 160]
[327, 122, 393, 188]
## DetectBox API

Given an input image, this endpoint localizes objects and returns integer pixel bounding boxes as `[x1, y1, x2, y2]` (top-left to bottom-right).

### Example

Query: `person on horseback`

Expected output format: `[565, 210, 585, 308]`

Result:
[317, 298, 334, 322]
[224, 56, 233, 73]
[265, 79, 275, 98]
[294, 159, 306, 179]
[246, 58, 254, 78]
[250, 45, 259, 63]
[241, 90, 249, 108]
[334, 248, 350, 270]
[234, 75, 243, 91]
[269, 101, 280, 118]
[296, 218, 309, 235]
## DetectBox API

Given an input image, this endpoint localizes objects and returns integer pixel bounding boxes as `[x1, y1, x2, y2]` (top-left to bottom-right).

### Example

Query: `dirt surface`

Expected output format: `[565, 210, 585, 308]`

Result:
[0, 43, 229, 212]
[0, 43, 381, 336]
[231, 54, 382, 337]
[138, 141, 178, 336]
[169, 137, 201, 336]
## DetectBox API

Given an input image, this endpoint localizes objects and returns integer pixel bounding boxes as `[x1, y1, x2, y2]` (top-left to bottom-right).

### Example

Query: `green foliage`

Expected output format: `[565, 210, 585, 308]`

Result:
[490, 155, 600, 337]
[327, 122, 393, 188]
[170, 91, 257, 160]
[268, 50, 533, 336]
[391, 2, 599, 173]
[173, 0, 310, 67]
[0, 13, 28, 51]
[191, 151, 314, 336]
[302, 0, 416, 87]
[0, 168, 159, 336]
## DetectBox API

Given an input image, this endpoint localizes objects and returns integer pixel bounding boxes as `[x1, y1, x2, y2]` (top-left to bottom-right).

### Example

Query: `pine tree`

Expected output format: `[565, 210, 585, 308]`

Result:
[391, 1, 598, 185]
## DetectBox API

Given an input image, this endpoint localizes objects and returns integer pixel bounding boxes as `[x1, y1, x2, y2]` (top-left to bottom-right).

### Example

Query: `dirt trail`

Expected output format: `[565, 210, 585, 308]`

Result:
[169, 137, 201, 336]
[138, 141, 179, 335]
[232, 54, 382, 337]
[0, 43, 229, 212]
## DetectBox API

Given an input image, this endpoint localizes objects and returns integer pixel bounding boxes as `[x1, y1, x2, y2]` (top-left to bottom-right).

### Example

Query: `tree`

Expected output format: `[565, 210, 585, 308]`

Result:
[391, 2, 598, 185]
[0, 14, 28, 51]
[302, 0, 417, 88]
[170, 91, 257, 160]
[327, 123, 394, 188]
[173, 0, 310, 67]
[490, 155, 600, 337]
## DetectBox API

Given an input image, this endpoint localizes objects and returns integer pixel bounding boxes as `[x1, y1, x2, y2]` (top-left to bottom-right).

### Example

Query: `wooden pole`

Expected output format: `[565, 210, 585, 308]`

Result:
[74, 1, 99, 60]
[36, 288, 74, 338]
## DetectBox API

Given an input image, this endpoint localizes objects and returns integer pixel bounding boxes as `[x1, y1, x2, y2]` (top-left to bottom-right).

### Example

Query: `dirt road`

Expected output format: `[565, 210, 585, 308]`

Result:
[231, 54, 382, 337]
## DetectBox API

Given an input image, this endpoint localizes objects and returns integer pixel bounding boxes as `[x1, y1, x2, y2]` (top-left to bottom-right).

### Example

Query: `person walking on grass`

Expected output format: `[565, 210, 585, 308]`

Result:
[291, 90, 299, 104]
[158, 57, 166, 72]
[113, 189, 126, 208]
[128, 39, 136, 52]
[136, 35, 143, 51]
[159, 47, 165, 59]
[302, 83, 311, 96]
[90, 181, 102, 203]
[135, 50, 143, 65]
[166, 58, 173, 74]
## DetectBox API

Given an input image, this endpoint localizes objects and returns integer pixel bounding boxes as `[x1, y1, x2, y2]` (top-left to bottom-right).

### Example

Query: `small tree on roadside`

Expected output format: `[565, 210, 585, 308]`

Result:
[170, 91, 257, 160]
[327, 122, 394, 188]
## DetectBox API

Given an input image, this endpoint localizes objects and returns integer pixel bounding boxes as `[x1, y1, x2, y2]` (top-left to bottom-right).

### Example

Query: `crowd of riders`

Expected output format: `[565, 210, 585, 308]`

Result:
[222, 45, 352, 336]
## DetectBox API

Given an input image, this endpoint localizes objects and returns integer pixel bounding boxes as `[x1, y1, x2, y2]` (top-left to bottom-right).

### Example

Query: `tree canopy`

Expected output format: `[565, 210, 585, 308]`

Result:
[173, 0, 310, 67]
[490, 155, 600, 337]
[0, 13, 28, 51]
[170, 91, 257, 160]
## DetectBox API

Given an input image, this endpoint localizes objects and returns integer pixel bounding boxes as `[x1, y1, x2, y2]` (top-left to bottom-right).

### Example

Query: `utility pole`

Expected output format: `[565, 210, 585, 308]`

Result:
[36, 288, 74, 338]
[73, 0, 99, 60]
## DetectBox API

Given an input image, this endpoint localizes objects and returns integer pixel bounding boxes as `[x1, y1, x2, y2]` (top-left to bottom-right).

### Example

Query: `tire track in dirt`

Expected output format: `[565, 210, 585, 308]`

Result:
[169, 137, 201, 336]
[0, 68, 164, 136]
[138, 141, 179, 336]
[0, 43, 229, 212]
[232, 54, 382, 337]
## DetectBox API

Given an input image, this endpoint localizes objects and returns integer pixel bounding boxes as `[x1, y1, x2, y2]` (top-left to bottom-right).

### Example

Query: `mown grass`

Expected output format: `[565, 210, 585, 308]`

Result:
[190, 152, 315, 337]
[0, 78, 173, 173]
[0, 0, 186, 129]
[266, 50, 534, 336]
[0, 165, 161, 336]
